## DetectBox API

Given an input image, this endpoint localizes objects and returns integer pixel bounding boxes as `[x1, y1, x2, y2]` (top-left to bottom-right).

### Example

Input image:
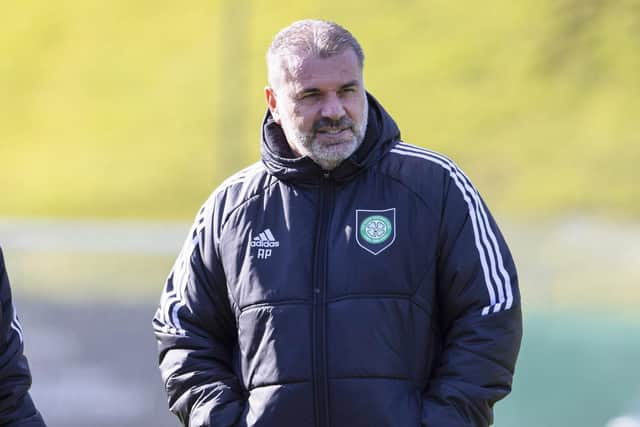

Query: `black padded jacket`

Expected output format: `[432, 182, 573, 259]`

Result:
[154, 94, 522, 427]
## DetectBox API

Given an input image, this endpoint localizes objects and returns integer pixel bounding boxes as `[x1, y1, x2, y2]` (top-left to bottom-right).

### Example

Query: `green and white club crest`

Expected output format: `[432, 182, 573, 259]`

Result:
[360, 215, 392, 244]
[355, 208, 396, 255]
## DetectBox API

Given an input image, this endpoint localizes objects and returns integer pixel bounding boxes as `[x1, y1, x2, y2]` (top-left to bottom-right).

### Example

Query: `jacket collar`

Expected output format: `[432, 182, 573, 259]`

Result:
[260, 92, 401, 185]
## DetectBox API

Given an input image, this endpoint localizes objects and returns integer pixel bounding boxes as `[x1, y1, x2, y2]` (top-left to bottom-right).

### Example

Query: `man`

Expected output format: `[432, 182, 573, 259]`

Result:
[0, 248, 47, 426]
[154, 19, 522, 427]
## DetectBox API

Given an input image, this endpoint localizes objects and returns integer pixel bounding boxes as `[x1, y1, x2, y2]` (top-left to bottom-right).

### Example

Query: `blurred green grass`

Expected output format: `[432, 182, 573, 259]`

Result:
[1, 0, 639, 220]
[496, 311, 640, 427]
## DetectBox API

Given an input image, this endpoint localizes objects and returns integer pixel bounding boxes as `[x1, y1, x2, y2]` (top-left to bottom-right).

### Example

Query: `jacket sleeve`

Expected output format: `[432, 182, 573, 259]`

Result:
[421, 169, 523, 426]
[0, 248, 47, 427]
[153, 199, 246, 427]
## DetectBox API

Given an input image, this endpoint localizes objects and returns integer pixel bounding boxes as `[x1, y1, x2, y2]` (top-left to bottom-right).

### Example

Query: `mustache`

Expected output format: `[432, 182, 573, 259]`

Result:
[313, 117, 353, 133]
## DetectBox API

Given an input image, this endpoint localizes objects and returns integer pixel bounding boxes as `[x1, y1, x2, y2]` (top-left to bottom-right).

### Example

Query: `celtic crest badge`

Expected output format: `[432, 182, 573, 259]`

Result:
[355, 208, 396, 255]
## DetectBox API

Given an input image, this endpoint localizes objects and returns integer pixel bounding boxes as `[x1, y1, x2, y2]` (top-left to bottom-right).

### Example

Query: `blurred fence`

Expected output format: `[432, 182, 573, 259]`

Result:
[1, 216, 639, 427]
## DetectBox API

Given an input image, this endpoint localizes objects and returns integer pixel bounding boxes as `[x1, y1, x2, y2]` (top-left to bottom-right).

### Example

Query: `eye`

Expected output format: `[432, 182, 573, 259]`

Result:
[299, 92, 320, 100]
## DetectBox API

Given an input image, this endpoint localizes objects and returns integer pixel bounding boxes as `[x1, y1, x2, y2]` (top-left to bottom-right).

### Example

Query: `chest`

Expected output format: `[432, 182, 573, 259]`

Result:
[218, 178, 439, 310]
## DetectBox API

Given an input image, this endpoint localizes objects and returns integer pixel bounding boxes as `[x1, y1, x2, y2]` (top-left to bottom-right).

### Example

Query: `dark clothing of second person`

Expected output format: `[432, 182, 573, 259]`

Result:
[0, 248, 47, 427]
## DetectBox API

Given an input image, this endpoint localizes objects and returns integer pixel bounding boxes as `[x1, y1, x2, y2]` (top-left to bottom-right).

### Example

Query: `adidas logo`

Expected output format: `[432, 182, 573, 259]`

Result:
[250, 229, 279, 260]
[250, 229, 280, 248]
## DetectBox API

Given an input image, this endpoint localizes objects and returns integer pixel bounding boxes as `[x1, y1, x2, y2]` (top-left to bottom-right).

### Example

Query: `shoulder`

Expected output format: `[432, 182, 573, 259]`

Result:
[188, 162, 272, 238]
[0, 247, 9, 300]
[200, 162, 270, 215]
[176, 162, 271, 263]
[378, 141, 472, 206]
[214, 162, 269, 200]
[385, 141, 461, 178]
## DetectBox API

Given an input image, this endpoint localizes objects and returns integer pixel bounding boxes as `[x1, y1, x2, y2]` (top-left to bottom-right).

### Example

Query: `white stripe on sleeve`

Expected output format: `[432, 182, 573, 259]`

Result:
[155, 163, 264, 336]
[391, 143, 513, 314]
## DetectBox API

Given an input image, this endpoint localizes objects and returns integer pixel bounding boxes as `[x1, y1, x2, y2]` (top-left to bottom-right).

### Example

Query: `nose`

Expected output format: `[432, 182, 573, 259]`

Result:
[320, 92, 345, 120]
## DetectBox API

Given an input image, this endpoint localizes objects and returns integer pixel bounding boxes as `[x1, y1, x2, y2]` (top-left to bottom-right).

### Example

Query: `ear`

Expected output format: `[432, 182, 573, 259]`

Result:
[264, 86, 281, 124]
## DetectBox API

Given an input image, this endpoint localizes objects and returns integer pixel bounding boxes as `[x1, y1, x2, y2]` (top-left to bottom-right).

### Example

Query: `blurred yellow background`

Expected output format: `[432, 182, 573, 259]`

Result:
[1, 2, 639, 427]
[2, 0, 639, 219]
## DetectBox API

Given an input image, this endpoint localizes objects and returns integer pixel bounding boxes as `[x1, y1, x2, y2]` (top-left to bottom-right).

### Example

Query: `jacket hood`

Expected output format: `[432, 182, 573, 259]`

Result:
[260, 92, 401, 184]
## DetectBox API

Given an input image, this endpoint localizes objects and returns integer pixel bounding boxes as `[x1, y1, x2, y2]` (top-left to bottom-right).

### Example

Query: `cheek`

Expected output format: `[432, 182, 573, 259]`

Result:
[291, 107, 315, 131]
[346, 96, 366, 121]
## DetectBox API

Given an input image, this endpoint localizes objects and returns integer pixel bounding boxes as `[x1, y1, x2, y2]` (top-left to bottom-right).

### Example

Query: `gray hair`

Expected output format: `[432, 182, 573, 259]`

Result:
[266, 19, 364, 87]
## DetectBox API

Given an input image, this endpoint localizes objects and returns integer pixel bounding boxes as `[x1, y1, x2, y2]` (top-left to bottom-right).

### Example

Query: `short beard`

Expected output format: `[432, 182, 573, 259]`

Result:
[283, 97, 368, 171]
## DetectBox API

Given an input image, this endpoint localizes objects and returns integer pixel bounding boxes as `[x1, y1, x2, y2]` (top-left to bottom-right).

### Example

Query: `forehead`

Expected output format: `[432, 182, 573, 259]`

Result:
[280, 49, 363, 92]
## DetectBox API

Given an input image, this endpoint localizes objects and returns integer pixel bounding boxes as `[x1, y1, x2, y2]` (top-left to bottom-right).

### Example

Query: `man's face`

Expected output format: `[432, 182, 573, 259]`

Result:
[265, 48, 368, 171]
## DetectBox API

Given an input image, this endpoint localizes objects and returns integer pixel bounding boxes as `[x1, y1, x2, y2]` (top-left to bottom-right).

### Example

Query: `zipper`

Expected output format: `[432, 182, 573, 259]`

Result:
[312, 173, 334, 427]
